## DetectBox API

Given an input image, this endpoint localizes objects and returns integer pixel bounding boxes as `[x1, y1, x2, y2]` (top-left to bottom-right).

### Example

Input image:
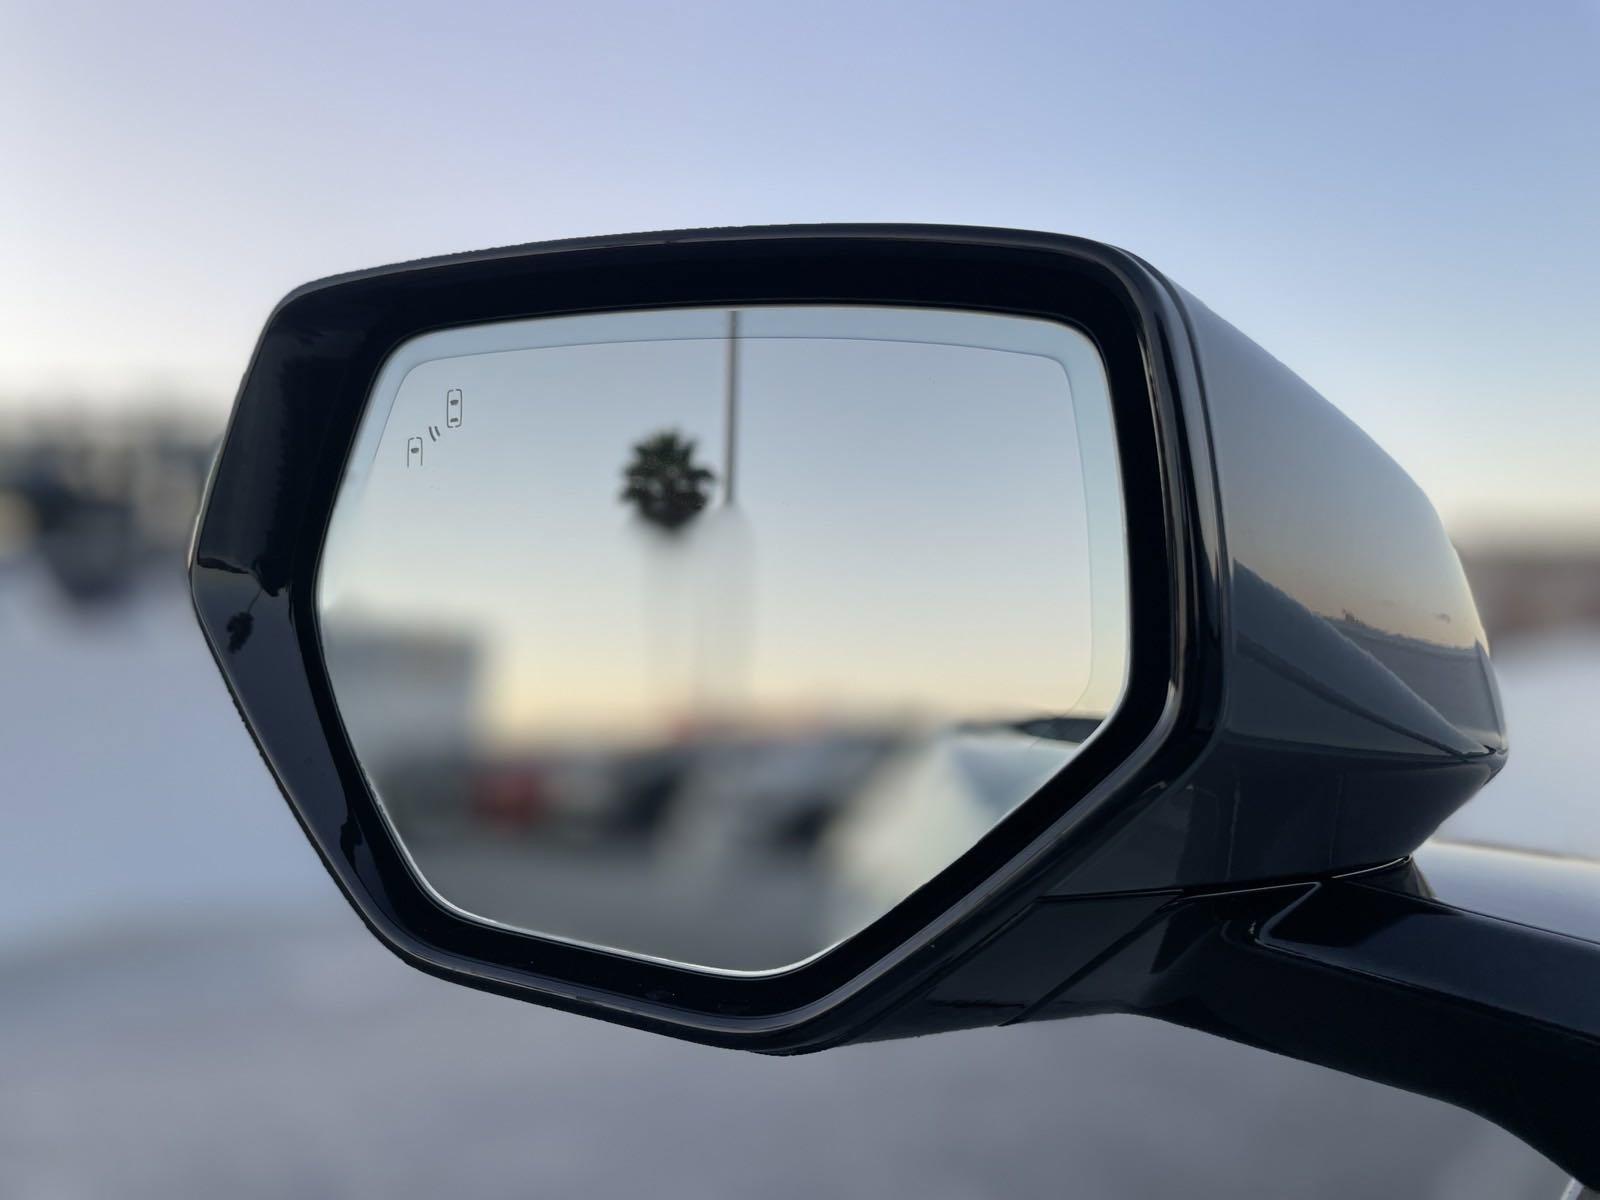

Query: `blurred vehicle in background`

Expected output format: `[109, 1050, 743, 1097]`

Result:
[0, 411, 214, 603]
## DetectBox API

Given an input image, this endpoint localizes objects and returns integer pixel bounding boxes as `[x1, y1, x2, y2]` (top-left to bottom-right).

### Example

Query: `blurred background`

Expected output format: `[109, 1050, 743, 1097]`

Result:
[3, 2, 1596, 1196]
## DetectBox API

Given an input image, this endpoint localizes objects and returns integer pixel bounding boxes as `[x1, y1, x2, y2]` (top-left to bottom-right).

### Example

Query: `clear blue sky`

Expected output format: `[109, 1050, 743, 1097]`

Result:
[5, 0, 1597, 543]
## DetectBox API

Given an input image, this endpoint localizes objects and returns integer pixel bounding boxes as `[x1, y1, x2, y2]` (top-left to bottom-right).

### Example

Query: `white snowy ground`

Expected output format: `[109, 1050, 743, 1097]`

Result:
[0, 566, 1587, 1199]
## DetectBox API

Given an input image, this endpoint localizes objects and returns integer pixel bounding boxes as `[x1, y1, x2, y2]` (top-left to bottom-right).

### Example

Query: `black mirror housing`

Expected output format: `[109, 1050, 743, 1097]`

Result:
[190, 224, 1502, 1050]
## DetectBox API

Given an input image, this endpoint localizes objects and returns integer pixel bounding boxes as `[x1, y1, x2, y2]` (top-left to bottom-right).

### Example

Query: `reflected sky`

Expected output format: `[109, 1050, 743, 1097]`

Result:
[320, 306, 1127, 745]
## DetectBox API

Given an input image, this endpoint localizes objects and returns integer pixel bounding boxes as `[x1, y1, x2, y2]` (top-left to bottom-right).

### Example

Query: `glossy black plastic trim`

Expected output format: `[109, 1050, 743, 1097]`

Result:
[191, 225, 1208, 1049]
[1025, 857, 1600, 1187]
[853, 842, 1600, 1185]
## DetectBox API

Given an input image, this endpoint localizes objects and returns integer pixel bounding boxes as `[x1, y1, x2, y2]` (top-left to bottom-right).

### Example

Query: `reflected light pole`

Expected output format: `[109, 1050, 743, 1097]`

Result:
[723, 309, 740, 506]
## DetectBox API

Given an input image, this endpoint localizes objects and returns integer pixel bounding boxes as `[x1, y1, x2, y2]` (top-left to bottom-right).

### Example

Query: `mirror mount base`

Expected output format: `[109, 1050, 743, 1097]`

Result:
[909, 860, 1600, 1187]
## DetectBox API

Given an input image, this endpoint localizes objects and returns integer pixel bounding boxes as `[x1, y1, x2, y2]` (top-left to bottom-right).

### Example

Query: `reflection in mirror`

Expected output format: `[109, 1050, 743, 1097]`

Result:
[317, 305, 1128, 972]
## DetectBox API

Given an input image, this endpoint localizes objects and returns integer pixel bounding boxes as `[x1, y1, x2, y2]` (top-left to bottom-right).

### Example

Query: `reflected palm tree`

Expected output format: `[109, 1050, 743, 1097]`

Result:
[619, 430, 717, 533]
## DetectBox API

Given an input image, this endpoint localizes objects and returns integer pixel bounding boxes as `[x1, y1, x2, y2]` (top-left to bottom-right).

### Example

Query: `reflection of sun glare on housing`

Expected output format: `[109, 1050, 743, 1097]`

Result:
[316, 304, 1127, 971]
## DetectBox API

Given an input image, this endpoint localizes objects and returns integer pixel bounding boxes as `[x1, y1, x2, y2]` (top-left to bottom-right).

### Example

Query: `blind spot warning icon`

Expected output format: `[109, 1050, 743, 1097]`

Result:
[407, 437, 423, 467]
[446, 389, 463, 428]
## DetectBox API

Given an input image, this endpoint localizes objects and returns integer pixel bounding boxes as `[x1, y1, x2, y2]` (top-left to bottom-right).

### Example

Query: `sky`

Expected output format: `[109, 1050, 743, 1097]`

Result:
[4, 0, 1598, 545]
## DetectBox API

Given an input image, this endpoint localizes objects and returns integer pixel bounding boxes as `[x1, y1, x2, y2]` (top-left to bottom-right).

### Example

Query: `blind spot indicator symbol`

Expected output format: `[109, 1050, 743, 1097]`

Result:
[446, 388, 463, 428]
[428, 425, 441, 442]
[407, 437, 423, 467]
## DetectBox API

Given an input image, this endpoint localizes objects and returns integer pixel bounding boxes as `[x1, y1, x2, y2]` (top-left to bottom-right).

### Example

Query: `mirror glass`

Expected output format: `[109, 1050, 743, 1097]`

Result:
[317, 305, 1128, 972]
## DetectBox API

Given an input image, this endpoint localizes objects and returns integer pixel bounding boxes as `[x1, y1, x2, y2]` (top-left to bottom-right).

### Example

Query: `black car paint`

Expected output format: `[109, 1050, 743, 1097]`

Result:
[1052, 285, 1504, 897]
[189, 225, 1597, 1185]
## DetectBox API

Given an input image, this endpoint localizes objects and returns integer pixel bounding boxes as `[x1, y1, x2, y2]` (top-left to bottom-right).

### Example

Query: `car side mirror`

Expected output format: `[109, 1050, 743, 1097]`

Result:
[190, 225, 1597, 1187]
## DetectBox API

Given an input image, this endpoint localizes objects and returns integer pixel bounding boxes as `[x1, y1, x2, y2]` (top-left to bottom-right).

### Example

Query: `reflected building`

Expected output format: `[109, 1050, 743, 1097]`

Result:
[322, 623, 482, 835]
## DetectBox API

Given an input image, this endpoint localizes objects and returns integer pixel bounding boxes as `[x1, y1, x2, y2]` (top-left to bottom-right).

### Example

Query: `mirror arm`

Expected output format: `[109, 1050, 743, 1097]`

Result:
[1024, 863, 1600, 1187]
